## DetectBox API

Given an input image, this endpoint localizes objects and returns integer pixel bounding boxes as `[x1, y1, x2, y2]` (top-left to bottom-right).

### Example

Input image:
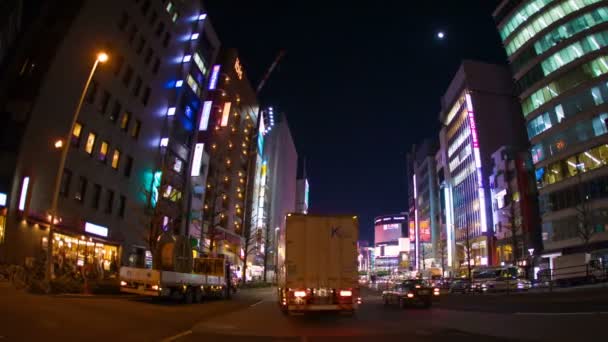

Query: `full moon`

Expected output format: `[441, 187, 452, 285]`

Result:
[437, 31, 445, 39]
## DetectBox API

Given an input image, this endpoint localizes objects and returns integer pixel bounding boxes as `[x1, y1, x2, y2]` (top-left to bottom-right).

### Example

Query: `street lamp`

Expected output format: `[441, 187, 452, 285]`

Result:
[45, 51, 109, 283]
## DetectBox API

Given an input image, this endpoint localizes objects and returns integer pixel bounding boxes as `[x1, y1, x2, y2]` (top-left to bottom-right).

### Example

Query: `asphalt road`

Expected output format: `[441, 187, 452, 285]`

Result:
[1, 282, 607, 342]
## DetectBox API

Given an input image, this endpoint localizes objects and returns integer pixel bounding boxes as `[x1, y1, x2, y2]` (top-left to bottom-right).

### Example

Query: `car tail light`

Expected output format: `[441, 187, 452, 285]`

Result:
[434, 288, 440, 296]
[120, 281, 127, 286]
[339, 290, 352, 297]
[407, 292, 414, 298]
[294, 290, 307, 298]
[356, 297, 362, 304]
[415, 285, 421, 288]
[152, 285, 160, 291]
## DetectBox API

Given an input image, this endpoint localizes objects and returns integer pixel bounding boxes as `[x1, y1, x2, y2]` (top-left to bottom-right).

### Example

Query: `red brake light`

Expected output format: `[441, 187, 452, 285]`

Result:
[407, 292, 414, 298]
[339, 290, 352, 297]
[294, 290, 307, 298]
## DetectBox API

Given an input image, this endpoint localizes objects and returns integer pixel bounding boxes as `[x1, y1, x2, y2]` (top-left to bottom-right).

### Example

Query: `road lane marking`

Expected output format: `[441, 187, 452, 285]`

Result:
[250, 300, 264, 307]
[514, 312, 608, 316]
[161, 329, 192, 342]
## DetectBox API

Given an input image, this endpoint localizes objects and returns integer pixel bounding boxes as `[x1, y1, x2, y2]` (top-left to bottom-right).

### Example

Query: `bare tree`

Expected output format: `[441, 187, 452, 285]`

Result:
[500, 202, 521, 265]
[240, 225, 261, 282]
[575, 172, 595, 252]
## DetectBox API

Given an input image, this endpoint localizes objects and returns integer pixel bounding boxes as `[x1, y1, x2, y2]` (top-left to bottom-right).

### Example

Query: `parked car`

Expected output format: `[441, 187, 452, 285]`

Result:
[382, 279, 433, 308]
[449, 279, 472, 294]
[472, 267, 531, 293]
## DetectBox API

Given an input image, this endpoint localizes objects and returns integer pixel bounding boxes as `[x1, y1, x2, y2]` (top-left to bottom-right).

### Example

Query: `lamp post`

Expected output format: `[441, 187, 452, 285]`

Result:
[45, 52, 109, 283]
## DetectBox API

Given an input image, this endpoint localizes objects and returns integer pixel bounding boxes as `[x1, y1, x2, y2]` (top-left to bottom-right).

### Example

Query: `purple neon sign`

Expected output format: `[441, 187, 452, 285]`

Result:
[208, 65, 221, 90]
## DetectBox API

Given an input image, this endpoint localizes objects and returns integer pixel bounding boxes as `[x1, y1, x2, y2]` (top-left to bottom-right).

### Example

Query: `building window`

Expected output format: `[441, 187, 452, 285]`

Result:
[110, 100, 121, 122]
[105, 190, 114, 214]
[118, 195, 126, 218]
[92, 184, 101, 209]
[60, 169, 72, 197]
[133, 76, 142, 96]
[144, 48, 153, 65]
[136, 36, 145, 55]
[142, 87, 151, 106]
[155, 21, 165, 37]
[123, 65, 134, 86]
[98, 141, 109, 162]
[128, 25, 138, 43]
[171, 12, 179, 23]
[85, 80, 98, 104]
[152, 58, 160, 74]
[124, 156, 134, 178]
[71, 122, 83, 147]
[114, 55, 124, 76]
[131, 119, 141, 139]
[118, 11, 129, 31]
[85, 132, 96, 155]
[120, 112, 130, 131]
[100, 90, 111, 114]
[162, 32, 171, 48]
[111, 149, 121, 169]
[75, 176, 87, 202]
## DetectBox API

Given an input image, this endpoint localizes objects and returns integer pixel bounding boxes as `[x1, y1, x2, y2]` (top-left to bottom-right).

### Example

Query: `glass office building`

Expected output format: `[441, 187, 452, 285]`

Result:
[495, 0, 608, 260]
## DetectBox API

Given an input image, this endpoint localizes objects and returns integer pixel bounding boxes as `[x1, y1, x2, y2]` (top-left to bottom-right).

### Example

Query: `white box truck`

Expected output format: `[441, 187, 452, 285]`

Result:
[277, 214, 360, 313]
[120, 256, 230, 303]
[553, 253, 606, 286]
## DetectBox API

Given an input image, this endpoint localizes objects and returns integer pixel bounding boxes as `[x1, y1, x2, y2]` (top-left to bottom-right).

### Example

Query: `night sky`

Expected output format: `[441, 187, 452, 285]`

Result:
[204, 0, 507, 243]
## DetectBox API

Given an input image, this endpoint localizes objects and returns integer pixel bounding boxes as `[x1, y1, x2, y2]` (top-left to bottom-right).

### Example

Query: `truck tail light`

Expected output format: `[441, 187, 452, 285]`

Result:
[434, 288, 440, 296]
[407, 292, 414, 298]
[294, 290, 307, 298]
[339, 290, 352, 297]
[120, 281, 127, 287]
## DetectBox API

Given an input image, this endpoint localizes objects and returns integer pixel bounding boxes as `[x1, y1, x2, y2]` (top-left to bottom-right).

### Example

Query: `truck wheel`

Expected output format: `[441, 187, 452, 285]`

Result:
[183, 288, 194, 304]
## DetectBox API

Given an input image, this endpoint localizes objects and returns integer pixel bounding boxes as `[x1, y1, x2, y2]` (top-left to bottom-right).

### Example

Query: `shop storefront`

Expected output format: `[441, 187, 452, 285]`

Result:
[50, 232, 120, 279]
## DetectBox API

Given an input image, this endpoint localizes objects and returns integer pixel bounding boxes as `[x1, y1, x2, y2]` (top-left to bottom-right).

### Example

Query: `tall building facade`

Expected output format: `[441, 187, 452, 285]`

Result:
[439, 61, 529, 271]
[0, 0, 220, 271]
[406, 139, 440, 270]
[495, 0, 608, 263]
[262, 110, 298, 280]
[488, 146, 542, 266]
[373, 214, 409, 272]
[199, 49, 259, 268]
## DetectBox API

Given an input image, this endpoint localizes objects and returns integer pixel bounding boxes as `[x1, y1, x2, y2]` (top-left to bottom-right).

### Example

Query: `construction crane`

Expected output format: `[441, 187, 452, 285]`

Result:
[256, 50, 286, 95]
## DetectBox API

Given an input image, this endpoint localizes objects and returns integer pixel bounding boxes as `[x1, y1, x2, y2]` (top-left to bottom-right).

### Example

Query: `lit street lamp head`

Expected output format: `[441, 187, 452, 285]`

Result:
[54, 139, 64, 149]
[97, 52, 109, 63]
[437, 31, 445, 40]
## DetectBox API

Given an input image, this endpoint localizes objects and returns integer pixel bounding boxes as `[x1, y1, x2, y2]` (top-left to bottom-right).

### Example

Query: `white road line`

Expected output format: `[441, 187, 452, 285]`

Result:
[514, 312, 608, 316]
[249, 300, 264, 307]
[160, 329, 193, 342]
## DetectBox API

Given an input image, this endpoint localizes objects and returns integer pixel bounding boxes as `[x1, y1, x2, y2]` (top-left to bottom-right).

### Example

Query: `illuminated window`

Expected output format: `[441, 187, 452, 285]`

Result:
[193, 53, 207, 75]
[120, 111, 130, 131]
[72, 122, 83, 147]
[513, 8, 608, 72]
[522, 56, 608, 117]
[506, 0, 603, 56]
[499, 0, 554, 41]
[165, 1, 173, 13]
[98, 141, 109, 162]
[85, 133, 96, 155]
[112, 149, 121, 169]
[186, 74, 200, 96]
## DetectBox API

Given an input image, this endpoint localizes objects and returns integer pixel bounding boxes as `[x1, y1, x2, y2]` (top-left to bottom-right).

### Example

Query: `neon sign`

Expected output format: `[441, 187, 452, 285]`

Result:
[221, 102, 231, 127]
[199, 101, 212, 131]
[208, 65, 220, 90]
[191, 143, 205, 176]
[234, 58, 243, 80]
